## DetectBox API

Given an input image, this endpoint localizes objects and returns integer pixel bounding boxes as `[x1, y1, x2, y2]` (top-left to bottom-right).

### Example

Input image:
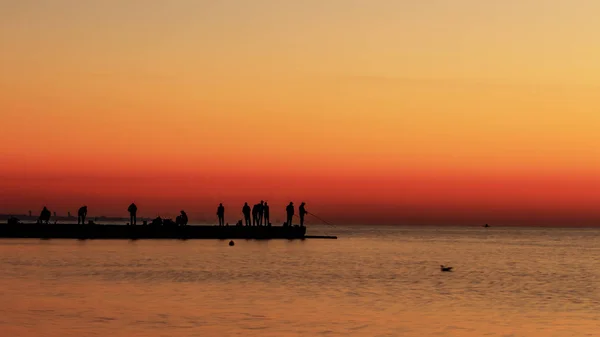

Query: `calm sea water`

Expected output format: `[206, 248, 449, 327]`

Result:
[1, 225, 599, 337]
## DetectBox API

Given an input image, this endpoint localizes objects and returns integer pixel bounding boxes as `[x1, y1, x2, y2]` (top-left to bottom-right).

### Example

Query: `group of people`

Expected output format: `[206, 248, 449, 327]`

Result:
[287, 202, 309, 227]
[239, 201, 270, 226]
[35, 206, 88, 224]
[34, 201, 310, 227]
[125, 203, 191, 226]
[231, 201, 308, 227]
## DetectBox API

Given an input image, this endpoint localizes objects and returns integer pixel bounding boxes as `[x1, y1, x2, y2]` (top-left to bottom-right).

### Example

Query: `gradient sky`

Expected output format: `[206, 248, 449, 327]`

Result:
[2, 0, 600, 225]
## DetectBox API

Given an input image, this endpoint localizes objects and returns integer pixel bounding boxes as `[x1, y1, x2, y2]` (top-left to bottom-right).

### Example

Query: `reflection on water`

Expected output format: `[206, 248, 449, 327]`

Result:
[1, 226, 599, 336]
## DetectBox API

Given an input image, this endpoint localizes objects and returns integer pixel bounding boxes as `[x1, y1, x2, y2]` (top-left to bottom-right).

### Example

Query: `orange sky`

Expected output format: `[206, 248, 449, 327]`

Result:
[2, 1, 600, 225]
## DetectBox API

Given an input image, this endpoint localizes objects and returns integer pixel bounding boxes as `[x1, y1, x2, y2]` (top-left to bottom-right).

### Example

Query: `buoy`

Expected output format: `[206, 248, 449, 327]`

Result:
[229, 240, 235, 246]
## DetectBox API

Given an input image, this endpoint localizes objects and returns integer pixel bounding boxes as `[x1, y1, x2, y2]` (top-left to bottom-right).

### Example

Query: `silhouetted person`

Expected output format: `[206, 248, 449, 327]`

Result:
[242, 202, 251, 226]
[299, 202, 308, 226]
[252, 203, 259, 226]
[263, 202, 270, 225]
[77, 206, 88, 225]
[179, 210, 188, 226]
[256, 200, 265, 226]
[128, 203, 138, 225]
[286, 202, 294, 226]
[38, 207, 51, 224]
[217, 203, 225, 226]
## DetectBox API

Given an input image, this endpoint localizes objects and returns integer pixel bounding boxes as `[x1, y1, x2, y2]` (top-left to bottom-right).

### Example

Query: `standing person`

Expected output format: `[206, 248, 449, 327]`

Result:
[242, 202, 251, 226]
[299, 202, 308, 227]
[285, 202, 294, 226]
[77, 205, 88, 225]
[263, 202, 270, 226]
[217, 203, 225, 226]
[128, 202, 138, 225]
[252, 203, 259, 226]
[257, 200, 264, 225]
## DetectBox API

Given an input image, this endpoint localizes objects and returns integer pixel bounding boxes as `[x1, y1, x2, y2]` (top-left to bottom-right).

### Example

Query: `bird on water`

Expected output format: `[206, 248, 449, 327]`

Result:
[440, 265, 453, 272]
[229, 240, 235, 246]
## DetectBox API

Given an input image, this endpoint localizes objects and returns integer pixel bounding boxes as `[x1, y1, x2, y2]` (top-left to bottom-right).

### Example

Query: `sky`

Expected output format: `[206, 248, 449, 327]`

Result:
[1, 0, 600, 225]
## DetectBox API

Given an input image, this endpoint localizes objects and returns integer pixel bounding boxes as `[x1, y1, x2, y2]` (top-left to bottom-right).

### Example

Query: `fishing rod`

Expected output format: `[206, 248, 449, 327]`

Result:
[295, 213, 337, 228]
[308, 213, 337, 228]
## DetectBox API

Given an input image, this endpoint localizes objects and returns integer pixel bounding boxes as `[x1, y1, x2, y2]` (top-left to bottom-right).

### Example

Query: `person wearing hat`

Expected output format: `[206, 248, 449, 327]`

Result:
[286, 202, 294, 226]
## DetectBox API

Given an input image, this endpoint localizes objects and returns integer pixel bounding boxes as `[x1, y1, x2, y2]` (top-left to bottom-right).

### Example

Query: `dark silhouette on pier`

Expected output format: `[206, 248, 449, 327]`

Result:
[38, 207, 51, 224]
[77, 206, 88, 225]
[217, 203, 225, 226]
[251, 203, 259, 226]
[176, 210, 188, 226]
[299, 202, 308, 227]
[1, 200, 337, 240]
[128, 203, 138, 225]
[263, 202, 270, 226]
[257, 200, 264, 225]
[286, 202, 294, 226]
[242, 202, 251, 226]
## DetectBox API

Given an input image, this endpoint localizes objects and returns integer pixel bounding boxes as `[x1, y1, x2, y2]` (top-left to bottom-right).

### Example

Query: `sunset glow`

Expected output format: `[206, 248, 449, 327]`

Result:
[2, 1, 600, 225]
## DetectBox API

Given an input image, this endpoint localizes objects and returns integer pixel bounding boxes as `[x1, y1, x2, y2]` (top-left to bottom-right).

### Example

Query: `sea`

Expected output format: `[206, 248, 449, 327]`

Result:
[0, 225, 599, 337]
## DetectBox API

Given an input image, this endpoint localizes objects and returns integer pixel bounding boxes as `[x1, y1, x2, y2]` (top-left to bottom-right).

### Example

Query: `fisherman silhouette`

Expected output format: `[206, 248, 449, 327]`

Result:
[252, 203, 259, 226]
[263, 202, 270, 226]
[38, 206, 51, 224]
[77, 206, 88, 225]
[299, 202, 308, 227]
[242, 202, 251, 226]
[128, 203, 138, 225]
[286, 202, 294, 226]
[217, 203, 225, 226]
[177, 210, 188, 226]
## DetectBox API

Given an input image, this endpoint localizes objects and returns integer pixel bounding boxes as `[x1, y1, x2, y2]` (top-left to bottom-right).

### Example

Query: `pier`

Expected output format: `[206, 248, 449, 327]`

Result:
[0, 223, 337, 240]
